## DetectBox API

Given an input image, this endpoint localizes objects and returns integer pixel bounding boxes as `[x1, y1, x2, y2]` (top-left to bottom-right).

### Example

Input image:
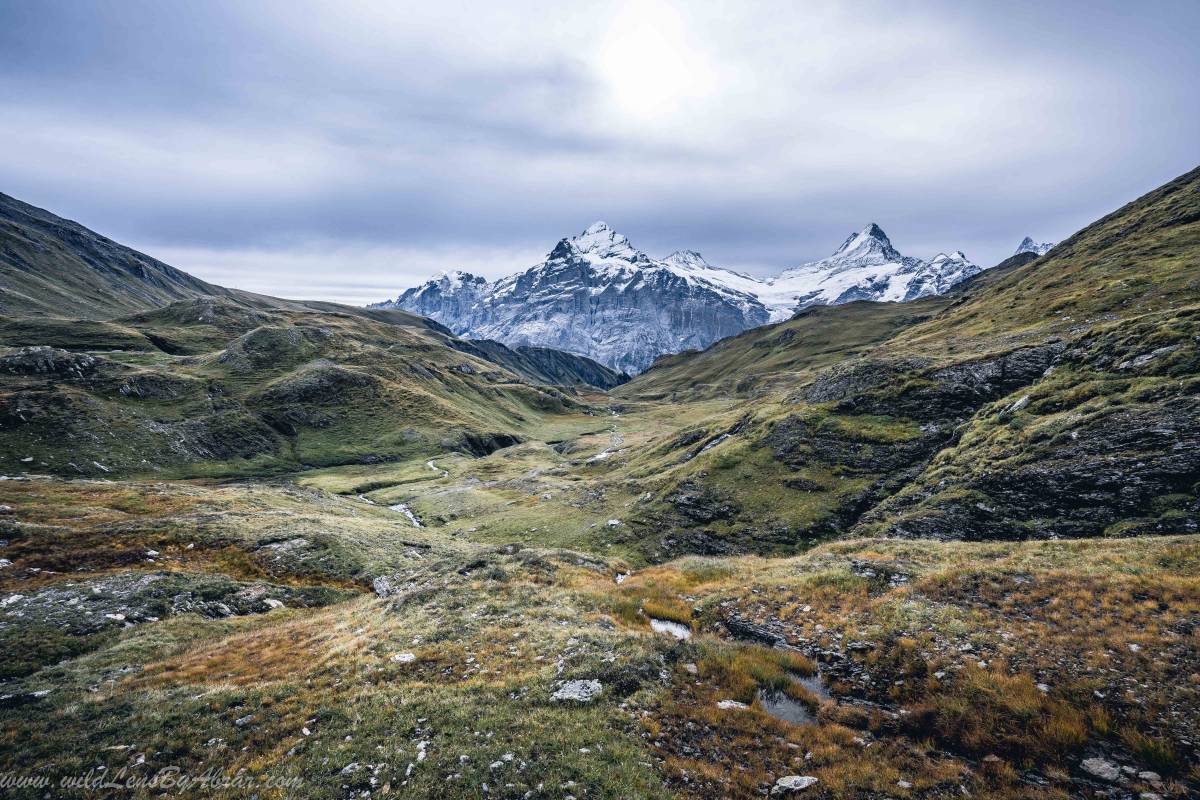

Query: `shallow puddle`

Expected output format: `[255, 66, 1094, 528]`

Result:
[755, 667, 831, 725]
[755, 688, 816, 725]
[794, 669, 832, 702]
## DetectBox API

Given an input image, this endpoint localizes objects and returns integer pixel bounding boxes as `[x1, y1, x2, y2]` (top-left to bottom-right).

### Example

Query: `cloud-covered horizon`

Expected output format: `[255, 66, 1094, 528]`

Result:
[2, 0, 1197, 304]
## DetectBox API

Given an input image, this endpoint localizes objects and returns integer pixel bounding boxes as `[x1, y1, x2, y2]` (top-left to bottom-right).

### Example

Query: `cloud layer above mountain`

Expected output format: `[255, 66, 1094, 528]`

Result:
[1, 0, 1197, 303]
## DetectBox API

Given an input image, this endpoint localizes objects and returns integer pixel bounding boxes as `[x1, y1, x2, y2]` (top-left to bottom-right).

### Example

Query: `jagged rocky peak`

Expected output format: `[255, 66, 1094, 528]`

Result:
[369, 268, 490, 316]
[836, 222, 896, 256]
[1015, 236, 1055, 257]
[553, 220, 645, 262]
[427, 269, 488, 292]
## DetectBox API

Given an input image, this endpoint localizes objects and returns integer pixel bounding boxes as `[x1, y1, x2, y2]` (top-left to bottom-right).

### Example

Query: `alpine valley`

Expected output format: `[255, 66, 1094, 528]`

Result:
[0, 165, 1198, 800]
[372, 221, 1024, 374]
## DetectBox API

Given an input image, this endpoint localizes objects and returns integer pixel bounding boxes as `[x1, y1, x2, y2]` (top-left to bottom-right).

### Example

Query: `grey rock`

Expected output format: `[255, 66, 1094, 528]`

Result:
[1080, 757, 1121, 782]
[550, 679, 603, 703]
[771, 775, 819, 794]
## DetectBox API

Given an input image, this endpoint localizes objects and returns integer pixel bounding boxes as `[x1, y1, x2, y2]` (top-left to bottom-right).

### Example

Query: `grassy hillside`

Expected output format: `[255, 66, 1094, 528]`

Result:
[620, 298, 945, 401]
[0, 191, 231, 318]
[0, 298, 600, 478]
[903, 165, 1200, 354]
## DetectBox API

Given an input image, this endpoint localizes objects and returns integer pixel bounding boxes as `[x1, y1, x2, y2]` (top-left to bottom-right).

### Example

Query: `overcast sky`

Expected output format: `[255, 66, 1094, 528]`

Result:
[1, 0, 1197, 304]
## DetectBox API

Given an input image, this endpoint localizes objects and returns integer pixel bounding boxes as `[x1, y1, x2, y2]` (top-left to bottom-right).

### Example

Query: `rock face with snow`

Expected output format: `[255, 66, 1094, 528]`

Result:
[384, 270, 490, 323]
[373, 222, 984, 373]
[758, 224, 983, 321]
[374, 223, 770, 374]
[1015, 236, 1055, 257]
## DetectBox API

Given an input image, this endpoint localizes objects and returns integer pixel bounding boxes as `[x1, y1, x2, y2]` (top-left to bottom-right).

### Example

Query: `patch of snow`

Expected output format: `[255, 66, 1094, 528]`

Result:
[649, 618, 692, 640]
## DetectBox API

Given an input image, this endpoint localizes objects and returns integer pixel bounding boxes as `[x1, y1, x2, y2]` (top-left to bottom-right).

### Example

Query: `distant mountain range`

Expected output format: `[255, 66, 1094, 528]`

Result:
[373, 222, 1046, 373]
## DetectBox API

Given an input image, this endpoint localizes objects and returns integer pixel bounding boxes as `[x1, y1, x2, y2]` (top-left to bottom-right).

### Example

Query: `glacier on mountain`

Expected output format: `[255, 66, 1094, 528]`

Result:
[372, 221, 986, 373]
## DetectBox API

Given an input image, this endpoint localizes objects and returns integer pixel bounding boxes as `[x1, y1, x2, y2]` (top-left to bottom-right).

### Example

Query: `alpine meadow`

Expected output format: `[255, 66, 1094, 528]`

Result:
[1, 2, 1198, 799]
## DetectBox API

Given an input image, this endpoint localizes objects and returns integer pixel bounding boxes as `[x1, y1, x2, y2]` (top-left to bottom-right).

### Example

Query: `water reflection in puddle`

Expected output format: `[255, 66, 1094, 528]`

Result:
[756, 689, 816, 724]
[755, 669, 831, 725]
[649, 618, 692, 640]
[795, 670, 832, 702]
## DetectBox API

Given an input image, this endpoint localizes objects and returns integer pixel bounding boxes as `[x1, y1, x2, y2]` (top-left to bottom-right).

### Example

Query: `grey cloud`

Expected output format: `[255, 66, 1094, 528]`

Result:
[0, 0, 1196, 301]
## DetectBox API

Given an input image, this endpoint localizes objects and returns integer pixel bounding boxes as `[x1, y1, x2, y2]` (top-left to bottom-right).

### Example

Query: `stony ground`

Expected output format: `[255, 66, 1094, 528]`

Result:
[2, 425, 1196, 798]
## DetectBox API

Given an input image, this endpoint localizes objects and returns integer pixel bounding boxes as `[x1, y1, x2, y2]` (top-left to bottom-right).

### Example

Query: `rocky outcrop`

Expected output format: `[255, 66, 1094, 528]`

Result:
[450, 338, 628, 389]
[867, 393, 1200, 541]
[834, 343, 1065, 421]
[0, 346, 99, 379]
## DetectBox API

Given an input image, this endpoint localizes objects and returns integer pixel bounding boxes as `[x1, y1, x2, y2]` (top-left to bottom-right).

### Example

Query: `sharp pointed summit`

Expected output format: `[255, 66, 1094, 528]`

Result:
[757, 224, 981, 320]
[1015, 236, 1055, 257]
[835, 223, 895, 256]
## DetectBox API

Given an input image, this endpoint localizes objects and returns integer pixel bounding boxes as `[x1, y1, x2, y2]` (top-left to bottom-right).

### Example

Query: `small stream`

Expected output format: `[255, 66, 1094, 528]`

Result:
[388, 503, 424, 528]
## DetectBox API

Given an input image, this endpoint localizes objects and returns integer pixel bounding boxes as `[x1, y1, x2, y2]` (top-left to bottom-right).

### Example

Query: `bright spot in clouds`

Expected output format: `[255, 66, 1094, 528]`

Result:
[595, 1, 716, 121]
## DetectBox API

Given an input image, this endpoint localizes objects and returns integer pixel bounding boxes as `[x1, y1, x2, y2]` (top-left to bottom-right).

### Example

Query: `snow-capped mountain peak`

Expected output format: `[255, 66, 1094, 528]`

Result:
[662, 249, 710, 270]
[560, 220, 642, 261]
[757, 224, 981, 321]
[431, 269, 486, 289]
[929, 251, 968, 264]
[1015, 236, 1055, 257]
[834, 222, 898, 259]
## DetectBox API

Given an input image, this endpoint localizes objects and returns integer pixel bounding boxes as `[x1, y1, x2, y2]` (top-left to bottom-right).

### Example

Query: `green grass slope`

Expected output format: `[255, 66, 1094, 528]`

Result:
[0, 298, 593, 478]
[607, 165, 1200, 553]
[0, 191, 231, 318]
